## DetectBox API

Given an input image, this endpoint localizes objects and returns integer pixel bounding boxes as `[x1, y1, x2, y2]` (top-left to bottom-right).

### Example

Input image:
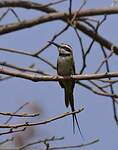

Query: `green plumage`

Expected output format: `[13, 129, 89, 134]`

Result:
[57, 53, 82, 134]
[48, 41, 83, 137]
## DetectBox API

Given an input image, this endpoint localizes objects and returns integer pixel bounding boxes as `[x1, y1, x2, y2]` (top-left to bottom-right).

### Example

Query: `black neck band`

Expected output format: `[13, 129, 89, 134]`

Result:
[59, 53, 71, 56]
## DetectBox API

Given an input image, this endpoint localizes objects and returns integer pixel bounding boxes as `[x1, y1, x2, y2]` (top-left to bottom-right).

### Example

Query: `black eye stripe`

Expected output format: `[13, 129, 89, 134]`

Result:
[61, 46, 72, 52]
[65, 47, 71, 52]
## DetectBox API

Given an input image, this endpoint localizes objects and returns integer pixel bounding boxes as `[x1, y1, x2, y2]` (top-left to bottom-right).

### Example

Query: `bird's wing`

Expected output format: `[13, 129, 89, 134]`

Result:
[72, 57, 76, 89]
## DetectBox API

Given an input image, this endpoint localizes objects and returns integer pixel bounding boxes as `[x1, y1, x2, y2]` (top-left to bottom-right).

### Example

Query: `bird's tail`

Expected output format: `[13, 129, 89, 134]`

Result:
[65, 89, 83, 138]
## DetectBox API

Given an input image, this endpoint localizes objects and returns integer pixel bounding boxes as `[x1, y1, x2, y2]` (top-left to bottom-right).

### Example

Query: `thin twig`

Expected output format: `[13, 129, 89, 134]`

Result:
[0, 112, 40, 117]
[99, 79, 118, 84]
[4, 102, 29, 124]
[0, 109, 84, 129]
[69, 0, 72, 18]
[0, 8, 9, 21]
[0, 137, 14, 145]
[100, 45, 118, 126]
[48, 139, 99, 150]
[77, 81, 118, 103]
[89, 80, 109, 93]
[0, 7, 118, 55]
[34, 24, 69, 55]
[10, 8, 21, 22]
[95, 51, 113, 73]
[71, 0, 87, 23]
[0, 47, 56, 69]
[0, 61, 48, 75]
[79, 15, 107, 74]
[0, 127, 26, 136]
[45, 0, 69, 7]
[18, 136, 64, 150]
[1, 138, 99, 150]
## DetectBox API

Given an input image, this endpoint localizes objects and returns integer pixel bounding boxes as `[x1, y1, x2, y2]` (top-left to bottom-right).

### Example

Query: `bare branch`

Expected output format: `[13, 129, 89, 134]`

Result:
[0, 112, 40, 117]
[0, 0, 57, 13]
[95, 51, 113, 73]
[1, 1, 118, 16]
[69, 0, 72, 17]
[75, 21, 118, 55]
[34, 24, 69, 55]
[1, 67, 118, 82]
[0, 137, 14, 145]
[0, 47, 56, 69]
[2, 138, 99, 150]
[77, 81, 118, 103]
[18, 136, 64, 150]
[100, 46, 118, 125]
[0, 127, 26, 136]
[0, 8, 9, 21]
[0, 109, 84, 129]
[0, 7, 118, 55]
[4, 102, 29, 124]
[0, 61, 48, 75]
[48, 139, 99, 150]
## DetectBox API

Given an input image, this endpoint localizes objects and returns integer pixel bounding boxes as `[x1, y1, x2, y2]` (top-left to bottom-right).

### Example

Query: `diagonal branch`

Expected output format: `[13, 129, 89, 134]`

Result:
[0, 108, 84, 129]
[0, 8, 118, 55]
[0, 0, 57, 13]
[0, 47, 56, 69]
[75, 22, 118, 55]
[1, 1, 118, 16]
[49, 139, 99, 150]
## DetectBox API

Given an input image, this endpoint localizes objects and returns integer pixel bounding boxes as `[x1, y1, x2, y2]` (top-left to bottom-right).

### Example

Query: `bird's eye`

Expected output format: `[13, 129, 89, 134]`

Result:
[61, 46, 71, 52]
[60, 44, 72, 52]
[65, 47, 71, 52]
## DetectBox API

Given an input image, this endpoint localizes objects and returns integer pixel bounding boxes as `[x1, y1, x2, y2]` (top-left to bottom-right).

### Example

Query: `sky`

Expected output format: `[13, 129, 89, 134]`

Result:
[0, 0, 118, 149]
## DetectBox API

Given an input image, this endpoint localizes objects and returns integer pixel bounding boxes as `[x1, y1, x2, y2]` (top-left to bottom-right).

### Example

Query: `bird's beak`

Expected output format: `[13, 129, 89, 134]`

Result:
[48, 41, 60, 48]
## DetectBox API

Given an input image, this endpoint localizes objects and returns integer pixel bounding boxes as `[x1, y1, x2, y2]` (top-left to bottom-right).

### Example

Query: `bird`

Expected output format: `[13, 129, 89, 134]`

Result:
[48, 41, 83, 136]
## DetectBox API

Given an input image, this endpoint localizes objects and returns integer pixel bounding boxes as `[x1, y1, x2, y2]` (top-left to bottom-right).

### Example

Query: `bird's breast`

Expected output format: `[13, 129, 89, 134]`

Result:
[57, 56, 74, 76]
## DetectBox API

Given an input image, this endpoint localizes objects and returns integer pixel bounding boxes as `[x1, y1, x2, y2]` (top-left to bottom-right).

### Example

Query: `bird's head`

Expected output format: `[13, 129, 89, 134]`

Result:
[48, 41, 72, 55]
